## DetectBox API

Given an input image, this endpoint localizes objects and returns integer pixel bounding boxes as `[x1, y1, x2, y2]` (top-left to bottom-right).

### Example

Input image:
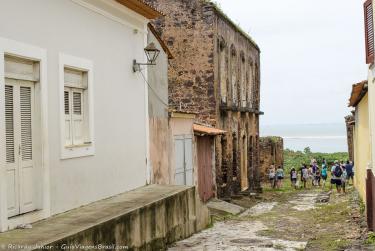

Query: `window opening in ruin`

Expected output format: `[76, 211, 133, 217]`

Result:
[221, 136, 228, 183]
[232, 134, 238, 177]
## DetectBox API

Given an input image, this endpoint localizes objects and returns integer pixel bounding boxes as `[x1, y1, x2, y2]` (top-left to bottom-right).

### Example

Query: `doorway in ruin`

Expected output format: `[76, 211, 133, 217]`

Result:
[249, 136, 254, 189]
[241, 134, 249, 190]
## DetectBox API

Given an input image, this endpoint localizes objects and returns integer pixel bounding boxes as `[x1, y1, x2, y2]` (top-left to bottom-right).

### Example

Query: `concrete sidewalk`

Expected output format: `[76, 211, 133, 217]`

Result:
[0, 185, 208, 251]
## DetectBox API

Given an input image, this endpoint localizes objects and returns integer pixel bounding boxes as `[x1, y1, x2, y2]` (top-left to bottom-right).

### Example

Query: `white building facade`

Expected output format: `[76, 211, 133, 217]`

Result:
[0, 0, 160, 232]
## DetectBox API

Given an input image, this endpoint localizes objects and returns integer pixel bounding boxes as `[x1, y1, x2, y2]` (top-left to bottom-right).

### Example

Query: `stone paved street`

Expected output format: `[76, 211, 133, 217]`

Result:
[169, 186, 374, 251]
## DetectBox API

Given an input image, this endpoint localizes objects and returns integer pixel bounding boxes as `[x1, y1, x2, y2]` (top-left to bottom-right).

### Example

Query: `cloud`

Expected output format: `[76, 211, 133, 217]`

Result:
[215, 0, 367, 125]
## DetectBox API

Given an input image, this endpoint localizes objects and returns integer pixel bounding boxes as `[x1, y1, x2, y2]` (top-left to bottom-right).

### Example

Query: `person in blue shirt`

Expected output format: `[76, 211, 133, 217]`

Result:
[345, 161, 354, 185]
[321, 163, 328, 188]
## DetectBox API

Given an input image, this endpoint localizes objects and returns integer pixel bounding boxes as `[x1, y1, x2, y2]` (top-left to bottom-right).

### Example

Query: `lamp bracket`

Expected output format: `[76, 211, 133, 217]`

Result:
[133, 59, 156, 72]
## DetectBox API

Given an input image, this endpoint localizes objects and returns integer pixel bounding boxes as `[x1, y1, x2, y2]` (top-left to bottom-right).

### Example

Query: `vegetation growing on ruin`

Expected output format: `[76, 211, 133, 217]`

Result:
[283, 148, 349, 173]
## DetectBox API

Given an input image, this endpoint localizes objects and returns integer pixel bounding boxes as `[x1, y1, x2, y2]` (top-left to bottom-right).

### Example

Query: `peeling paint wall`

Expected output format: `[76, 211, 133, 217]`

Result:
[148, 28, 173, 185]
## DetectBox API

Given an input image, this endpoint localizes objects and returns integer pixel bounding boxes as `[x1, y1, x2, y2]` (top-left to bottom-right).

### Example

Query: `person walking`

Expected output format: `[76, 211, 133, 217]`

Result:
[341, 164, 347, 193]
[301, 164, 308, 189]
[321, 163, 328, 188]
[276, 166, 284, 188]
[290, 168, 298, 189]
[312, 162, 318, 186]
[308, 165, 313, 188]
[345, 161, 354, 185]
[315, 166, 321, 187]
[268, 164, 276, 188]
[331, 161, 343, 193]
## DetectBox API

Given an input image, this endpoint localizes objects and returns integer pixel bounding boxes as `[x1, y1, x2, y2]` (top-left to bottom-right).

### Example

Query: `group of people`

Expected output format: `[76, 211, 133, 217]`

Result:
[267, 165, 285, 188]
[268, 159, 354, 193]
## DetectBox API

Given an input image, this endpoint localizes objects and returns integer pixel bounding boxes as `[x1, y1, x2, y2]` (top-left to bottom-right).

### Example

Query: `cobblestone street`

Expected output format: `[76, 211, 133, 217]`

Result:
[169, 186, 373, 251]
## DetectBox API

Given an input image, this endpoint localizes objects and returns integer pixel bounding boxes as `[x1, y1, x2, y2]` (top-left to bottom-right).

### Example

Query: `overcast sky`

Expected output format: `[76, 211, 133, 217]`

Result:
[215, 0, 368, 126]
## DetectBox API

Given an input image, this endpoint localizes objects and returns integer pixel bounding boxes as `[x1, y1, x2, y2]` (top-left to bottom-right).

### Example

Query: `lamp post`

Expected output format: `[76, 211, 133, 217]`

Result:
[133, 42, 160, 72]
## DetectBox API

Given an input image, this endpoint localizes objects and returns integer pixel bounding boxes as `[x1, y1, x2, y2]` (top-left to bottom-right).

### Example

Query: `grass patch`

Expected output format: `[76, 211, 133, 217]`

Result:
[365, 232, 375, 245]
[257, 228, 277, 237]
[328, 239, 351, 250]
[273, 243, 285, 250]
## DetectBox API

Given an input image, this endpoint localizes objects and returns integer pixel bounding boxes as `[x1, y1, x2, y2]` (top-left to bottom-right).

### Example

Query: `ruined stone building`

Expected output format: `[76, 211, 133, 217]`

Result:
[259, 137, 284, 181]
[145, 0, 262, 199]
[345, 114, 355, 162]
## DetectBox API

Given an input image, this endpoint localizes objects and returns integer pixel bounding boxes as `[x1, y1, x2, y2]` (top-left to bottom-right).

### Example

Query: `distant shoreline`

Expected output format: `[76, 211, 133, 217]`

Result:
[282, 136, 346, 139]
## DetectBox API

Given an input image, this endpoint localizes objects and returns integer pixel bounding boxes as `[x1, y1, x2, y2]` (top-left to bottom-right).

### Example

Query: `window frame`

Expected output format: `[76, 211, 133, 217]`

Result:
[59, 53, 95, 159]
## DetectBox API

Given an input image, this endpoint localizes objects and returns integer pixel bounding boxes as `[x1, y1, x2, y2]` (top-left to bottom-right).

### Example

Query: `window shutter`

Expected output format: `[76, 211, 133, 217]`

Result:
[5, 85, 15, 163]
[64, 91, 70, 115]
[365, 0, 374, 64]
[72, 90, 84, 145]
[20, 86, 32, 161]
[64, 88, 72, 146]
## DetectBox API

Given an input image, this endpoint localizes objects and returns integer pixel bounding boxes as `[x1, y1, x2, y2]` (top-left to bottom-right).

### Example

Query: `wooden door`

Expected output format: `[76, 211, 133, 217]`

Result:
[5, 79, 35, 217]
[197, 136, 214, 202]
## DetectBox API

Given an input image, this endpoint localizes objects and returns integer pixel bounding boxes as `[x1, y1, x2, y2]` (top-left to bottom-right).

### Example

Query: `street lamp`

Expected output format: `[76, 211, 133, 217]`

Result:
[133, 42, 160, 72]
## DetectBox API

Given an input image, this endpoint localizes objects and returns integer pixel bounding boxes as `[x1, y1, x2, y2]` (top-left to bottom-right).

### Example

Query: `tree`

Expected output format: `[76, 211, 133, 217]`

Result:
[304, 147, 312, 155]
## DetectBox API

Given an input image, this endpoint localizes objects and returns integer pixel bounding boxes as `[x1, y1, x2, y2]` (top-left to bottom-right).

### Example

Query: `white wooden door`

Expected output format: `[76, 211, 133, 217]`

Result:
[174, 135, 193, 186]
[5, 79, 35, 217]
[184, 136, 193, 186]
[174, 136, 185, 185]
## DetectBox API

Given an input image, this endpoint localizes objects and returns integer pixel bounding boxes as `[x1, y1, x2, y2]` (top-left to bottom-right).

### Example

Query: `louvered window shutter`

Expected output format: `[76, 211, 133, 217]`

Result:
[64, 88, 73, 146]
[5, 85, 15, 163]
[72, 89, 84, 145]
[20, 86, 32, 160]
[365, 0, 374, 64]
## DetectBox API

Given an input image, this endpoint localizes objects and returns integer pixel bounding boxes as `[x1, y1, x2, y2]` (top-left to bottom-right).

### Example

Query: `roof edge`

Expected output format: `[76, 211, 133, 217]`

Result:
[207, 2, 261, 52]
[348, 80, 368, 107]
[148, 23, 173, 59]
[116, 0, 163, 19]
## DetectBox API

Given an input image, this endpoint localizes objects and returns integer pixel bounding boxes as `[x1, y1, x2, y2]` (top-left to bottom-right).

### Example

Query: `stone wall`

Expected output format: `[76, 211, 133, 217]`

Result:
[259, 137, 284, 181]
[145, 0, 217, 125]
[214, 9, 261, 197]
[145, 0, 262, 199]
[345, 115, 355, 162]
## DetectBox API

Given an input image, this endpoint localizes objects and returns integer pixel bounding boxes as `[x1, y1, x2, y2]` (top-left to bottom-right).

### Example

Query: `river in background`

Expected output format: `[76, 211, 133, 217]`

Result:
[261, 123, 348, 153]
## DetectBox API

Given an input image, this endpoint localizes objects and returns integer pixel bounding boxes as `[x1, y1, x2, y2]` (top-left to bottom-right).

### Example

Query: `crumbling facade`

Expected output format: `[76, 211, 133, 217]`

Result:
[145, 0, 262, 198]
[259, 137, 284, 182]
[345, 115, 355, 162]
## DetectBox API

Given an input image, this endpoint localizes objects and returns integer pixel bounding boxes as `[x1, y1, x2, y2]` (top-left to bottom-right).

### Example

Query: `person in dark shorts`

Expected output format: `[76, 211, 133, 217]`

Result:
[345, 161, 354, 185]
[330, 161, 342, 193]
[276, 166, 284, 188]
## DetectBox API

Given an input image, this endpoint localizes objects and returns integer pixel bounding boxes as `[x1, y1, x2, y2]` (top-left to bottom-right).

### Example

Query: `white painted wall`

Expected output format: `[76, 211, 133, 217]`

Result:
[0, 0, 149, 217]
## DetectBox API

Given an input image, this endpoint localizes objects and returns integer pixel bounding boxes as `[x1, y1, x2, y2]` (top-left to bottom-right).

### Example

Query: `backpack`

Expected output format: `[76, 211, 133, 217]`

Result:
[333, 165, 343, 177]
